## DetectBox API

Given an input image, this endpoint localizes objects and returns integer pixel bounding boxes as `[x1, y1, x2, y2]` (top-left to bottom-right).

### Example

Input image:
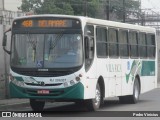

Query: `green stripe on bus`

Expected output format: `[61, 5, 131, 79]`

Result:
[141, 61, 155, 76]
[126, 60, 155, 83]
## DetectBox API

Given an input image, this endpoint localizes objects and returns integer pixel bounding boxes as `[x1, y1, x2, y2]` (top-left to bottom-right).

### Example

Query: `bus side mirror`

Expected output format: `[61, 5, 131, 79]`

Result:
[2, 29, 11, 54]
[2, 34, 7, 47]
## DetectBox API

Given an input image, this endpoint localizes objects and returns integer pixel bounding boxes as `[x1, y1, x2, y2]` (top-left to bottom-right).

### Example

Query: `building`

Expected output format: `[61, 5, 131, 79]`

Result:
[0, 0, 24, 99]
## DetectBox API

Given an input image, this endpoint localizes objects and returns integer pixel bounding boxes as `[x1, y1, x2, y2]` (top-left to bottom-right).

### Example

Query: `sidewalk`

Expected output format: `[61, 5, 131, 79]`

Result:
[0, 98, 29, 110]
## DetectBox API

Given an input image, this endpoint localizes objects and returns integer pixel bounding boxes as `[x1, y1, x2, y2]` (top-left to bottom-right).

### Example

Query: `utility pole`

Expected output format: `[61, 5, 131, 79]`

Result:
[1, 0, 9, 98]
[106, 0, 110, 20]
[123, 0, 125, 23]
[141, 13, 145, 26]
[84, 0, 87, 16]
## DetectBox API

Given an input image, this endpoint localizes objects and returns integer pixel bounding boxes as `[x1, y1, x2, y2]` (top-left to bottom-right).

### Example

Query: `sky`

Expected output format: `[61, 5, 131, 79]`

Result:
[3, 0, 160, 12]
[4, 0, 22, 11]
[141, 0, 160, 12]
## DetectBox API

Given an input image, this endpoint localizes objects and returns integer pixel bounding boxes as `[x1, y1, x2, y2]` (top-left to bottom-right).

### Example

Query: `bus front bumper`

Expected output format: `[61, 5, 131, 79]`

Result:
[9, 82, 84, 100]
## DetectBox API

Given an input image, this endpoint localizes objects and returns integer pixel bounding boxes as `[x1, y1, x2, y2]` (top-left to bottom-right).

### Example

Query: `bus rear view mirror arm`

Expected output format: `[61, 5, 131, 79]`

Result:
[3, 46, 11, 54]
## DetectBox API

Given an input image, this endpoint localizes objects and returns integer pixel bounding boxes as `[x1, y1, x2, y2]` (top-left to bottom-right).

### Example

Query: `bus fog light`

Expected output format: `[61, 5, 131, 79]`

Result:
[64, 82, 68, 87]
[70, 80, 75, 85]
[75, 77, 80, 81]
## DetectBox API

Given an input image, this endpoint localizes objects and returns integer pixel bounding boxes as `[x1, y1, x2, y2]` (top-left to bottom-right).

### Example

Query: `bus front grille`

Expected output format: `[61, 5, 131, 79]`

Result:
[25, 83, 63, 86]
[16, 71, 71, 77]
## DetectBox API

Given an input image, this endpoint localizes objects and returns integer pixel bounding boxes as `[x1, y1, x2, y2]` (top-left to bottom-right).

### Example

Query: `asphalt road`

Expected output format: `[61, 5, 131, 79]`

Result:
[1, 88, 160, 120]
[15, 88, 160, 112]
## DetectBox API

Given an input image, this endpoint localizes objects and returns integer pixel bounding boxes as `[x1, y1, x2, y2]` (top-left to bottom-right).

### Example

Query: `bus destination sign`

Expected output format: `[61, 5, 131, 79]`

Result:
[13, 18, 81, 28]
[21, 20, 70, 28]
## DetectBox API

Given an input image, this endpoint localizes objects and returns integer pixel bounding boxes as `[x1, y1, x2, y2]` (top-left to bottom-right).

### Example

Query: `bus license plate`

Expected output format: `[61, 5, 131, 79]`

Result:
[37, 90, 50, 94]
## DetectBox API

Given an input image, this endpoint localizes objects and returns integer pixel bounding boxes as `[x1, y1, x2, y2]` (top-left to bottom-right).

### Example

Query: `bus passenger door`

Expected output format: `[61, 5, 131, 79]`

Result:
[108, 28, 122, 97]
[108, 59, 122, 97]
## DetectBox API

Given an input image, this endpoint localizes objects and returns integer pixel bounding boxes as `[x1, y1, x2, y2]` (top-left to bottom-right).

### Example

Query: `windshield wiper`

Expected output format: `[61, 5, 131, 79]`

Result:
[27, 34, 37, 62]
[48, 33, 63, 56]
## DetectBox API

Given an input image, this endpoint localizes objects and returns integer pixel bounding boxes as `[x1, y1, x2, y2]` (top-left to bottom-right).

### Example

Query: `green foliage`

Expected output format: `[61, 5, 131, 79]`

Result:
[19, 0, 98, 18]
[19, 0, 42, 13]
[19, 0, 140, 20]
[109, 0, 140, 20]
[36, 0, 74, 15]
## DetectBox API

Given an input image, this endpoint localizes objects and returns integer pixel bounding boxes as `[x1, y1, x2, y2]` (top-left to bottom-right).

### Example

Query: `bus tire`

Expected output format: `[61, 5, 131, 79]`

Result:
[30, 99, 45, 111]
[85, 83, 101, 111]
[119, 96, 128, 104]
[119, 78, 140, 104]
[128, 78, 140, 103]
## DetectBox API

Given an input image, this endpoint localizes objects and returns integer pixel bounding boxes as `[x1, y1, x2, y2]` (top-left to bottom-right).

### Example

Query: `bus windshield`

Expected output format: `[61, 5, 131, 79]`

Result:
[11, 33, 83, 69]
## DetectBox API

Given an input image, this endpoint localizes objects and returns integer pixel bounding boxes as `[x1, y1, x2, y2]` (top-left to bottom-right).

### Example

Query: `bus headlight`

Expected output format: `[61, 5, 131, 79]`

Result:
[64, 82, 68, 87]
[23, 77, 36, 83]
[75, 76, 81, 81]
[70, 80, 75, 86]
[12, 79, 24, 87]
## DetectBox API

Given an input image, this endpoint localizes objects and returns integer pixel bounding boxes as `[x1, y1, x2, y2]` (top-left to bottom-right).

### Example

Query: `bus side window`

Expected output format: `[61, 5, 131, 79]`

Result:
[147, 34, 156, 58]
[96, 27, 108, 57]
[129, 31, 138, 58]
[84, 25, 94, 37]
[108, 28, 118, 57]
[139, 33, 147, 58]
[119, 30, 129, 57]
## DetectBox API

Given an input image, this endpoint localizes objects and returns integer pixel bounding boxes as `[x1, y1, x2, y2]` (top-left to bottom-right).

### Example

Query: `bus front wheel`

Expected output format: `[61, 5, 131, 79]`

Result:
[30, 99, 45, 111]
[85, 83, 101, 111]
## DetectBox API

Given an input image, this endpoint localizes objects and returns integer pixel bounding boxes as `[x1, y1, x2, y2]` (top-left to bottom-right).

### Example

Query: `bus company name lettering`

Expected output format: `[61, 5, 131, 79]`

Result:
[106, 64, 122, 72]
[50, 78, 66, 83]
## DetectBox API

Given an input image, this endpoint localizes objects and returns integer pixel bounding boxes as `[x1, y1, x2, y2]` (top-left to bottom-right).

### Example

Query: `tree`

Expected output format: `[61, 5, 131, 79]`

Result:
[19, 0, 99, 18]
[19, 0, 140, 21]
[37, 0, 74, 15]
[109, 0, 140, 21]
[19, 0, 43, 13]
[97, 0, 140, 21]
[68, 0, 99, 17]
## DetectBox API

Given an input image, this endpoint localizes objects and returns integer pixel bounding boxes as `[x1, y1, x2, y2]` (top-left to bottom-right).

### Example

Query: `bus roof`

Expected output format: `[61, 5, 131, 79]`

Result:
[14, 14, 155, 33]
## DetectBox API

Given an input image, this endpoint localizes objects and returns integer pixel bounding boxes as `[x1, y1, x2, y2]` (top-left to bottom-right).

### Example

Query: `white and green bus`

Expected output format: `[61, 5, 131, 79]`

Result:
[2, 15, 157, 111]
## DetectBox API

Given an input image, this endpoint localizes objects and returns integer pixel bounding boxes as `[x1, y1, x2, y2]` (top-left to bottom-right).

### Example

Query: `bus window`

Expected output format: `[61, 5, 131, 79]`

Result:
[139, 33, 147, 58]
[147, 34, 155, 58]
[108, 28, 118, 57]
[96, 27, 108, 57]
[84, 25, 94, 37]
[129, 31, 138, 58]
[119, 30, 129, 57]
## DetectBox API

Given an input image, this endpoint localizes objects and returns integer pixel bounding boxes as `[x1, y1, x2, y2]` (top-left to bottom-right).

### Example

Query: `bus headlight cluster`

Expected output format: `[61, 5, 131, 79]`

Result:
[9, 74, 24, 87]
[23, 77, 36, 83]
[63, 74, 83, 87]
[75, 74, 82, 82]
[63, 80, 76, 87]
[12, 79, 25, 87]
